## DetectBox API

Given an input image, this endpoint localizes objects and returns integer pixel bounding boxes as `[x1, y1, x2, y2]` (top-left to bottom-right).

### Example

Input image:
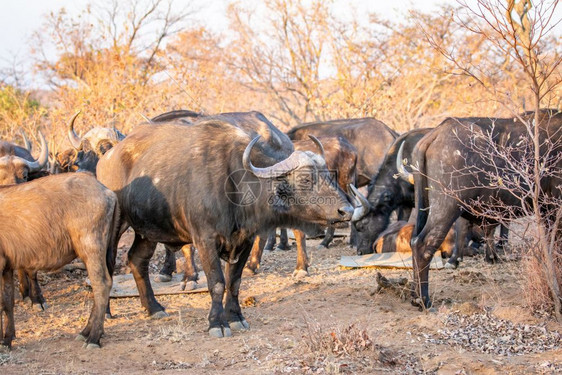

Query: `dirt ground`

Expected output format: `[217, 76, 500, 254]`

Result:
[1, 230, 561, 374]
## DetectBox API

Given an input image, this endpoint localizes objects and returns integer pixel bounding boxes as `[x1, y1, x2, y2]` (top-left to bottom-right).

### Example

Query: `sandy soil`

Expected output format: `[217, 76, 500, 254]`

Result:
[1, 231, 561, 374]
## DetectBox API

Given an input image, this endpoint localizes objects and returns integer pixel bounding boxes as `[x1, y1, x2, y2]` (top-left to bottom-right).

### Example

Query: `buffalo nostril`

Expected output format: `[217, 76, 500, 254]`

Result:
[338, 205, 354, 220]
[357, 250, 363, 255]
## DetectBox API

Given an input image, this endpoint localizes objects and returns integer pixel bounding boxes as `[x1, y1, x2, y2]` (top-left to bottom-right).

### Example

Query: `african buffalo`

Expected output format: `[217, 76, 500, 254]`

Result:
[0, 132, 50, 308]
[406, 110, 562, 308]
[351, 128, 431, 255]
[0, 173, 119, 348]
[97, 111, 354, 337]
[286, 117, 398, 187]
[373, 221, 455, 257]
[53, 111, 125, 174]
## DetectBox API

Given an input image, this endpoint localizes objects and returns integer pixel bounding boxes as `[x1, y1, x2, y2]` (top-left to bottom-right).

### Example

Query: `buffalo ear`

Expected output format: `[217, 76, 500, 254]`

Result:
[97, 140, 114, 155]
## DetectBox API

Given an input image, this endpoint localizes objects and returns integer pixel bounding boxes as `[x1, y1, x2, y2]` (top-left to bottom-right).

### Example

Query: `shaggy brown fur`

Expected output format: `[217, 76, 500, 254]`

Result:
[0, 173, 119, 348]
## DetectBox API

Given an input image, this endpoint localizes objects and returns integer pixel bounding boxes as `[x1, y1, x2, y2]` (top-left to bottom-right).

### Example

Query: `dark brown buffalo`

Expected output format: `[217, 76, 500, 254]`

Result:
[351, 128, 431, 255]
[374, 221, 455, 257]
[53, 111, 125, 174]
[0, 131, 49, 185]
[0, 173, 119, 348]
[96, 111, 354, 337]
[286, 117, 398, 187]
[407, 110, 562, 308]
[245, 135, 358, 277]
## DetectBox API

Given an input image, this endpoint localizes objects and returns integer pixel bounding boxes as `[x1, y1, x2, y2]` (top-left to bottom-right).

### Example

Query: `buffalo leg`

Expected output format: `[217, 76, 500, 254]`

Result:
[180, 245, 199, 288]
[79, 255, 112, 348]
[197, 237, 230, 337]
[348, 225, 358, 248]
[497, 224, 509, 253]
[319, 227, 334, 248]
[244, 236, 267, 275]
[263, 230, 276, 251]
[27, 271, 46, 310]
[1, 269, 15, 348]
[128, 234, 166, 316]
[446, 218, 469, 269]
[293, 230, 309, 278]
[484, 224, 500, 264]
[17, 269, 30, 302]
[277, 229, 290, 250]
[224, 240, 253, 332]
[155, 246, 176, 282]
[411, 214, 458, 309]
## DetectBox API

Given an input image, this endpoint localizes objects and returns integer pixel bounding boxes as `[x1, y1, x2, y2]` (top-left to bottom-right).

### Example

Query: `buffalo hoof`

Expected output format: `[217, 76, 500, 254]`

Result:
[23, 296, 32, 305]
[208, 327, 232, 338]
[317, 244, 328, 250]
[411, 297, 432, 310]
[276, 244, 290, 251]
[32, 302, 48, 312]
[105, 313, 113, 320]
[444, 262, 458, 270]
[292, 269, 309, 279]
[75, 334, 87, 342]
[150, 310, 169, 319]
[229, 320, 250, 332]
[243, 267, 257, 277]
[0, 344, 10, 352]
[83, 343, 101, 349]
[154, 274, 173, 283]
[181, 281, 198, 291]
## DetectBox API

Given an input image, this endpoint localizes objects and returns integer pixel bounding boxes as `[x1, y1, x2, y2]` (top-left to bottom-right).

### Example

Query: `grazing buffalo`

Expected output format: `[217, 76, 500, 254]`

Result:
[287, 117, 398, 187]
[406, 110, 562, 308]
[96, 111, 354, 337]
[351, 128, 431, 254]
[245, 135, 358, 277]
[53, 111, 125, 174]
[373, 221, 455, 257]
[0, 173, 119, 348]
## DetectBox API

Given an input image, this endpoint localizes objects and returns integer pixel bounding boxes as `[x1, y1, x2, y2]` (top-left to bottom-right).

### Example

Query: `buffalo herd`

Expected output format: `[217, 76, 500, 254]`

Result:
[0, 108, 560, 348]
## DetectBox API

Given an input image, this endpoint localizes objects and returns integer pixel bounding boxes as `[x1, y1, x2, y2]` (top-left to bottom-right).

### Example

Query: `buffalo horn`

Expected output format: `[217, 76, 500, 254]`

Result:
[308, 135, 325, 159]
[396, 141, 414, 185]
[243, 136, 313, 179]
[68, 110, 83, 149]
[349, 184, 370, 222]
[25, 131, 48, 172]
[139, 112, 153, 124]
[20, 129, 32, 151]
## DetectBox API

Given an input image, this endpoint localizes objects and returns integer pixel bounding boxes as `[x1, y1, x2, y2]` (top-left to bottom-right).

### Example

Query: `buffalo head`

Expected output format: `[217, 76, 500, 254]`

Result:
[0, 131, 48, 185]
[243, 135, 354, 227]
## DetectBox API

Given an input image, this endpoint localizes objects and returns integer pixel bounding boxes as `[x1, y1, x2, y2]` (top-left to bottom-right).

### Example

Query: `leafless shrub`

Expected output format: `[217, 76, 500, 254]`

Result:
[302, 319, 375, 357]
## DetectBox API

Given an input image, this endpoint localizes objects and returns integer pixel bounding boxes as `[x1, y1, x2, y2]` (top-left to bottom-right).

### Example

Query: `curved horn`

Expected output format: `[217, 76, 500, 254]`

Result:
[25, 131, 48, 172]
[308, 135, 325, 159]
[20, 129, 32, 151]
[139, 112, 153, 123]
[349, 184, 371, 222]
[243, 136, 313, 179]
[396, 141, 414, 185]
[68, 110, 82, 149]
